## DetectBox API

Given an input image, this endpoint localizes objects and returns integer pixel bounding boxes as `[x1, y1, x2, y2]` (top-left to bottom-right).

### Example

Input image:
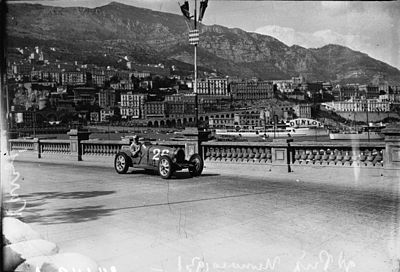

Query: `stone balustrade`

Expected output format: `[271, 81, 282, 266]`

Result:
[202, 142, 274, 163]
[202, 141, 386, 168]
[8, 128, 399, 170]
[82, 140, 126, 156]
[80, 140, 186, 156]
[291, 143, 385, 167]
[9, 137, 188, 158]
[9, 139, 36, 151]
[40, 140, 71, 155]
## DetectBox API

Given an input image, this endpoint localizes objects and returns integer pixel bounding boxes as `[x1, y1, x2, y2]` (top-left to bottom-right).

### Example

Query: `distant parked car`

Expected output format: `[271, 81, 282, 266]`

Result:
[114, 141, 203, 179]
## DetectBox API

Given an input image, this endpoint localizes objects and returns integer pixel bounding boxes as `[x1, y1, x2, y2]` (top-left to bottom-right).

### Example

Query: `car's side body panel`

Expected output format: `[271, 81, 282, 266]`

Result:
[115, 142, 203, 178]
[119, 144, 178, 169]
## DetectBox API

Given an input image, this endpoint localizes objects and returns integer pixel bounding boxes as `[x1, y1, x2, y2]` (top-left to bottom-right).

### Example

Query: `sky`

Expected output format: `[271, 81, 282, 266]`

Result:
[9, 0, 400, 70]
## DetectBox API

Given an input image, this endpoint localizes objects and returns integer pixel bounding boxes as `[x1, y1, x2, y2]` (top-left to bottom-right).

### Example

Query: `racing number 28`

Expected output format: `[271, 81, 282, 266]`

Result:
[152, 149, 169, 160]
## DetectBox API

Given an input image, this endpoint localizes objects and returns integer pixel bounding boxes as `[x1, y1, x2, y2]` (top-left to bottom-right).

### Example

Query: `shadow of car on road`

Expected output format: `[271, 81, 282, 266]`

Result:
[126, 169, 220, 180]
[23, 205, 117, 225]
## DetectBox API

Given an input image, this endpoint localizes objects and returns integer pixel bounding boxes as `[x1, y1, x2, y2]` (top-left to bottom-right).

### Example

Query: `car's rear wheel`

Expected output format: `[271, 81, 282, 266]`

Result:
[158, 155, 174, 179]
[189, 154, 203, 177]
[115, 152, 130, 174]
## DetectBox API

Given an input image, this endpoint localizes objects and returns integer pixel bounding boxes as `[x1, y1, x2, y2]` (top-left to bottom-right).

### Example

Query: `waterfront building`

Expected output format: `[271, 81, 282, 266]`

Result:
[143, 101, 166, 119]
[209, 115, 235, 128]
[293, 104, 312, 119]
[234, 110, 263, 129]
[198, 95, 231, 112]
[165, 101, 185, 117]
[322, 99, 391, 112]
[120, 92, 146, 119]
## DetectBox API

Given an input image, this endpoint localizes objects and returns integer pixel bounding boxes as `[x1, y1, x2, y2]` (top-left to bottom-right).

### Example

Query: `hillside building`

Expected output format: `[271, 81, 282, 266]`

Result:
[197, 78, 229, 96]
[230, 80, 273, 100]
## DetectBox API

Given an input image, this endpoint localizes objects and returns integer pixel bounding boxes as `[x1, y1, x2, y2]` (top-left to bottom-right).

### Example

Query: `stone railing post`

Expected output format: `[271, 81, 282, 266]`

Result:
[67, 128, 91, 161]
[382, 123, 400, 170]
[286, 138, 293, 172]
[181, 127, 211, 160]
[271, 138, 293, 172]
[33, 138, 41, 159]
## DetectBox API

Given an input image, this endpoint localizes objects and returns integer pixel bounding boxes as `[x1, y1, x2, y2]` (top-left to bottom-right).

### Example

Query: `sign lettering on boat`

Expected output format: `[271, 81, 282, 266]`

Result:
[288, 118, 323, 128]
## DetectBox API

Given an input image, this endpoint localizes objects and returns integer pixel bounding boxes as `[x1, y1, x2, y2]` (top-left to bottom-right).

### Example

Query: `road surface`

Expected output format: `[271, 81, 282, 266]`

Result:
[3, 160, 400, 272]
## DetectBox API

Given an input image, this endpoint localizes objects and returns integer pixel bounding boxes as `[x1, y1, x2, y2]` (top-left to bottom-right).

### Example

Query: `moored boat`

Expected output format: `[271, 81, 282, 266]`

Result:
[329, 124, 386, 141]
[329, 132, 384, 140]
[215, 118, 329, 138]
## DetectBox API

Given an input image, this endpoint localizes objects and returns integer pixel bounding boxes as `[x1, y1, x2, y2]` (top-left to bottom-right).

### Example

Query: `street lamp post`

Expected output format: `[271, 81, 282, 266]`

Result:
[194, 0, 198, 128]
[179, 0, 208, 129]
[365, 99, 370, 142]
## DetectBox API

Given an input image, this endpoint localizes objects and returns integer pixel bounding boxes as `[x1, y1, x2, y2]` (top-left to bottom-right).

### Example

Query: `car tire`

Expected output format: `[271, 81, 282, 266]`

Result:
[114, 152, 130, 174]
[189, 154, 204, 177]
[158, 155, 174, 179]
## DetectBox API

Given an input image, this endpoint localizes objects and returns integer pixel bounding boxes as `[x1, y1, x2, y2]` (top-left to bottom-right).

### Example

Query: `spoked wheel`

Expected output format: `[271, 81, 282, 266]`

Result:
[158, 155, 174, 179]
[114, 152, 130, 174]
[189, 154, 204, 177]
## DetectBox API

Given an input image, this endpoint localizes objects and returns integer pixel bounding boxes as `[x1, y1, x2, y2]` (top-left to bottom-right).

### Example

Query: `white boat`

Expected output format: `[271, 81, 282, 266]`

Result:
[329, 125, 385, 140]
[329, 131, 384, 140]
[215, 128, 288, 138]
[215, 118, 329, 138]
[215, 127, 328, 138]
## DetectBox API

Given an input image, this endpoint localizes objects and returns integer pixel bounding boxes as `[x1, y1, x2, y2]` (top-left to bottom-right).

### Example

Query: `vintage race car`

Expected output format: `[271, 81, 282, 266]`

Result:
[114, 141, 203, 179]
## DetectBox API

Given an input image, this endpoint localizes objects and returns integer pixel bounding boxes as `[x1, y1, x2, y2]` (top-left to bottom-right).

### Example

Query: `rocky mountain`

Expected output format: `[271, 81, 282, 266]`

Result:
[6, 2, 400, 84]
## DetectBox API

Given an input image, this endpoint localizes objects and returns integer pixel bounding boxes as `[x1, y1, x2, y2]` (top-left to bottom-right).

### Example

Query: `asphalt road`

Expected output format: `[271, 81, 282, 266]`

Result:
[4, 160, 400, 272]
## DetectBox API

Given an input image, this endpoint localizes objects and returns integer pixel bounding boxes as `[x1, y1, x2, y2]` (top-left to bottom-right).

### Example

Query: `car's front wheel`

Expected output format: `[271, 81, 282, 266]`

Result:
[115, 152, 130, 174]
[158, 155, 174, 179]
[189, 154, 203, 177]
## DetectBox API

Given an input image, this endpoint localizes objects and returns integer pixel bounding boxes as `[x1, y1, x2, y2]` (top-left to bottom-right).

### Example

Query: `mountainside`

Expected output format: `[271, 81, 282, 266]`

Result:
[7, 2, 400, 84]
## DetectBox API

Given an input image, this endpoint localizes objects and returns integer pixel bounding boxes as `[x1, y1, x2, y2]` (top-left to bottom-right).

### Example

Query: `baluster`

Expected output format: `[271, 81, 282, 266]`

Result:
[266, 148, 272, 163]
[98, 144, 103, 156]
[259, 147, 266, 163]
[248, 148, 255, 162]
[294, 149, 301, 164]
[335, 150, 343, 165]
[300, 150, 308, 164]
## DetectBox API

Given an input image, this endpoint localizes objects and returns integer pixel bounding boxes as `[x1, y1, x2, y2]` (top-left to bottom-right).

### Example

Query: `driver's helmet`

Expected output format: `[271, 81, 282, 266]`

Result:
[132, 135, 140, 142]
